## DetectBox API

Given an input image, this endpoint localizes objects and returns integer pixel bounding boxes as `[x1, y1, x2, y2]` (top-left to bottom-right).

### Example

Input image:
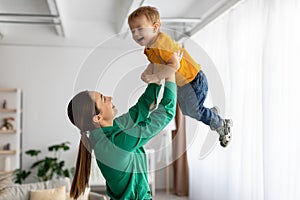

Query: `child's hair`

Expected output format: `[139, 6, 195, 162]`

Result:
[67, 91, 100, 199]
[128, 6, 161, 25]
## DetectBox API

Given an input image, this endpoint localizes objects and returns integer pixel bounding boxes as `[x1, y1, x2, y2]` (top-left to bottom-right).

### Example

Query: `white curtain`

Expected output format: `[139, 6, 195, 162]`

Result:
[187, 0, 300, 199]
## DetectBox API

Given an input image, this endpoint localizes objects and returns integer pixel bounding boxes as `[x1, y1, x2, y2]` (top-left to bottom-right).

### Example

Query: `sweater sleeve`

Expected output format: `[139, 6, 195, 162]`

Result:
[114, 83, 161, 130]
[113, 81, 177, 151]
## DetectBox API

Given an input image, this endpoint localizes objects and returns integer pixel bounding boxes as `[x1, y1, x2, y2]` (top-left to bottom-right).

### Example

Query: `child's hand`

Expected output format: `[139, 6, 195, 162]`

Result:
[176, 50, 183, 61]
[173, 50, 183, 70]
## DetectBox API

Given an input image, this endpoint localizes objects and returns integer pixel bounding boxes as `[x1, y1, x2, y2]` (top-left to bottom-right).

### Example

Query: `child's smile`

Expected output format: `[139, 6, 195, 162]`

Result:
[129, 15, 159, 47]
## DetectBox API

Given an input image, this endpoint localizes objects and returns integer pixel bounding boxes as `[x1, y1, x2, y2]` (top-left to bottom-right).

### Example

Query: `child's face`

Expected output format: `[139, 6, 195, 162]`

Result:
[129, 15, 159, 47]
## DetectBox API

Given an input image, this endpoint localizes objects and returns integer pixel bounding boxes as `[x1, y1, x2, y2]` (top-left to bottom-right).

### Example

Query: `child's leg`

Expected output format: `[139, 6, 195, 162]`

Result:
[178, 71, 232, 147]
[177, 71, 222, 128]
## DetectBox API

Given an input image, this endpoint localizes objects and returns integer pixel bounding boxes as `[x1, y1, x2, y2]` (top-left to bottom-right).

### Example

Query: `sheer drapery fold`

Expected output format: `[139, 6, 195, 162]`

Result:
[172, 103, 189, 196]
[187, 0, 300, 199]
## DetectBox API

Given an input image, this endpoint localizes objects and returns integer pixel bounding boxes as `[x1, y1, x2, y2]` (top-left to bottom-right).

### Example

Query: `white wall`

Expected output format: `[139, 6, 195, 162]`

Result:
[0, 44, 90, 170]
[0, 21, 173, 188]
[0, 23, 130, 171]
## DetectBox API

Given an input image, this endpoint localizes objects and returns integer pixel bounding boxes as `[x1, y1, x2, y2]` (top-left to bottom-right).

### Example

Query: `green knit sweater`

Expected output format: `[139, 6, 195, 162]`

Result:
[90, 82, 176, 200]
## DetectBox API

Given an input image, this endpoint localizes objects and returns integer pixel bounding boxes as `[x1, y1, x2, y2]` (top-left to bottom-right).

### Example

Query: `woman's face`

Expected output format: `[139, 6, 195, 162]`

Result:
[89, 92, 118, 124]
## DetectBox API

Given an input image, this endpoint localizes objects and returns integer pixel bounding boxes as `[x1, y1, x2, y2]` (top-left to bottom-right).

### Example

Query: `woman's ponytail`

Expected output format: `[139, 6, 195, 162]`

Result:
[67, 91, 99, 199]
[70, 131, 92, 199]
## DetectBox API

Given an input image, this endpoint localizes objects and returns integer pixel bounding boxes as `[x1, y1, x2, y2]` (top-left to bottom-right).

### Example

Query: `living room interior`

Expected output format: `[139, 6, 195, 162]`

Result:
[0, 0, 299, 200]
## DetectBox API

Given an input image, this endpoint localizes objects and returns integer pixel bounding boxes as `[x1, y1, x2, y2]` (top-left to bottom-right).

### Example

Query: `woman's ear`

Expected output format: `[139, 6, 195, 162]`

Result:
[92, 114, 102, 123]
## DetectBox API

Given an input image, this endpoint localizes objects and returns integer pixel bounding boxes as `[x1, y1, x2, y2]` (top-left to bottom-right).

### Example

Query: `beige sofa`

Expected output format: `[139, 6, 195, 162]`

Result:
[0, 177, 107, 200]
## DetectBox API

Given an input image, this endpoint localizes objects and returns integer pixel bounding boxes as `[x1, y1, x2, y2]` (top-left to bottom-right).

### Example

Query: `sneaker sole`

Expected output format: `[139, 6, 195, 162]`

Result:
[220, 119, 233, 147]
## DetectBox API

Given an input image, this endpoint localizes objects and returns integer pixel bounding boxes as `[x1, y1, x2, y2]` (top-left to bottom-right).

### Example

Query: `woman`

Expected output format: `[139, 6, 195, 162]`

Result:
[67, 73, 177, 199]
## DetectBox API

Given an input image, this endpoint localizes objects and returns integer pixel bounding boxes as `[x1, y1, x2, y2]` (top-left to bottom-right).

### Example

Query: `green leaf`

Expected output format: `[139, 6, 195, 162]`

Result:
[25, 150, 41, 156]
[48, 142, 70, 152]
[63, 169, 70, 177]
[13, 169, 31, 184]
[31, 159, 46, 169]
[14, 141, 74, 183]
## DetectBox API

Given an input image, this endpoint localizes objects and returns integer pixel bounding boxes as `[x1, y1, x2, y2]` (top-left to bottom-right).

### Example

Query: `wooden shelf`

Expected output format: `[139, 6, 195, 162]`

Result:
[0, 108, 17, 113]
[0, 88, 22, 172]
[0, 88, 18, 93]
[0, 170, 14, 175]
[0, 129, 16, 134]
[0, 150, 16, 155]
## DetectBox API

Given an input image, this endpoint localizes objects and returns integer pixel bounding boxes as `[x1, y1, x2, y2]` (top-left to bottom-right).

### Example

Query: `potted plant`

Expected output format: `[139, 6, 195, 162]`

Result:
[14, 141, 75, 184]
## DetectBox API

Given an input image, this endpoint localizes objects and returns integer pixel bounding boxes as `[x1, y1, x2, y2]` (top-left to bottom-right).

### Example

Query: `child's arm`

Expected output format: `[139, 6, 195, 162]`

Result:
[142, 51, 183, 84]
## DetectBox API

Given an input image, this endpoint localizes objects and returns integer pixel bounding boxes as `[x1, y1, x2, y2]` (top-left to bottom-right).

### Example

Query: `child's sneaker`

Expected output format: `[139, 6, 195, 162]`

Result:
[211, 107, 233, 148]
[217, 119, 233, 147]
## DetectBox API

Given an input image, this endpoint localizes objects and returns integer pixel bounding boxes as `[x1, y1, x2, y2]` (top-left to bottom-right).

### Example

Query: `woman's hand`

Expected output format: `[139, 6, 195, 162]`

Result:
[141, 50, 183, 84]
[141, 63, 161, 84]
[141, 74, 161, 84]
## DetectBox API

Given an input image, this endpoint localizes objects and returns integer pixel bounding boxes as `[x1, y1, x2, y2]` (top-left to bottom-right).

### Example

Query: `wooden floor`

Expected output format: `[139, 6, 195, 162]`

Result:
[153, 190, 189, 200]
[91, 186, 189, 200]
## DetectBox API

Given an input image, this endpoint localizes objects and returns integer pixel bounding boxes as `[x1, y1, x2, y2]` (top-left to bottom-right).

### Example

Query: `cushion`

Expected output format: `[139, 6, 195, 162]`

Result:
[0, 172, 13, 191]
[30, 186, 66, 200]
[0, 177, 71, 200]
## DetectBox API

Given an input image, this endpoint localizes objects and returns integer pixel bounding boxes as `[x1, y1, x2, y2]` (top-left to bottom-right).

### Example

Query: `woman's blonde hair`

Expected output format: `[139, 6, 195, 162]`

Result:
[128, 6, 161, 25]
